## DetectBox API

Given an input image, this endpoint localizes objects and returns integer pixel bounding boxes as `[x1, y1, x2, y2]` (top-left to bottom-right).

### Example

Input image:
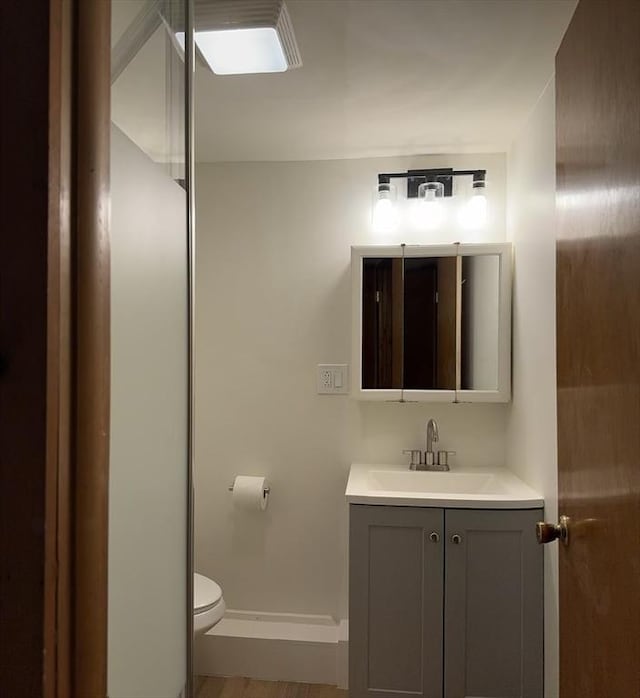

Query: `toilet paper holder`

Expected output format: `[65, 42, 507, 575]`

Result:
[228, 483, 271, 494]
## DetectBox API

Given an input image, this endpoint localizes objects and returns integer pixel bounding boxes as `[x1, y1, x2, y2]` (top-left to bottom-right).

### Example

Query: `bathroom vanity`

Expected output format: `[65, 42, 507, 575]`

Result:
[346, 464, 543, 698]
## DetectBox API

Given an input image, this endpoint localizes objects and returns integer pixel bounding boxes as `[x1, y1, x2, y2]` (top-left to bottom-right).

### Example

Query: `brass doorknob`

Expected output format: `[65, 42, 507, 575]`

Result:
[536, 515, 570, 545]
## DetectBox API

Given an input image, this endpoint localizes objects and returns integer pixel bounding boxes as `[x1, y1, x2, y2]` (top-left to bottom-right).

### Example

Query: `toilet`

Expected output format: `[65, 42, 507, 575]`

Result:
[194, 573, 226, 635]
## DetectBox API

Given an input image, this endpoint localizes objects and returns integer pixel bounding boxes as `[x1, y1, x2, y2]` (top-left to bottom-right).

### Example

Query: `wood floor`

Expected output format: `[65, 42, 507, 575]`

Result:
[196, 677, 348, 698]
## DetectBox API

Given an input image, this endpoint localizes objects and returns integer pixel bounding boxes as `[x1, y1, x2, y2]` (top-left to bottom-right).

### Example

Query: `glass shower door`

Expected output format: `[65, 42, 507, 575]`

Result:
[109, 2, 193, 696]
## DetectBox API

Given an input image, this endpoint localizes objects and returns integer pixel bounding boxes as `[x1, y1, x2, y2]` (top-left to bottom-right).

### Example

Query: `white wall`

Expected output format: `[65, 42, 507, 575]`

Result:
[109, 126, 188, 698]
[195, 152, 508, 620]
[506, 78, 559, 697]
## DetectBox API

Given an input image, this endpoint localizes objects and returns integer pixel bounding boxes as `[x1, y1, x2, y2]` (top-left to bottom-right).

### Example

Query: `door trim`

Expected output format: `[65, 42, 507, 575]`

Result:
[72, 1, 111, 696]
[45, 0, 74, 695]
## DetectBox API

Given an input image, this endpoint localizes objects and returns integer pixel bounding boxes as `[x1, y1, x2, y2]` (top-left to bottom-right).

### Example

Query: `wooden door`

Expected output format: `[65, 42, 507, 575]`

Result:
[444, 509, 543, 698]
[555, 1, 640, 696]
[349, 505, 444, 698]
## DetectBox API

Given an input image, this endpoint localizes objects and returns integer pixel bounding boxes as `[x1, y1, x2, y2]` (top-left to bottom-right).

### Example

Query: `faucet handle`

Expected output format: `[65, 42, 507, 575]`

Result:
[402, 449, 422, 470]
[437, 450, 456, 468]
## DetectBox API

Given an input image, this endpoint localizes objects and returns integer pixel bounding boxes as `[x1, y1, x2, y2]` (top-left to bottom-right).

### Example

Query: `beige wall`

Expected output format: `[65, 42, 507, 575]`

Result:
[195, 152, 509, 619]
[506, 78, 559, 697]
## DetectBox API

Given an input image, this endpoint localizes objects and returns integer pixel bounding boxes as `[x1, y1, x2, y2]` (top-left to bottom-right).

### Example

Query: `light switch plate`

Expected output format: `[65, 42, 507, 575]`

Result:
[317, 364, 349, 394]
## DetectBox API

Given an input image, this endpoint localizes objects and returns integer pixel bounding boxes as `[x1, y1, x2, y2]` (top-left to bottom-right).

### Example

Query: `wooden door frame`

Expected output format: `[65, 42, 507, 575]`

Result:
[71, 1, 111, 696]
[44, 0, 74, 694]
[1, 1, 111, 696]
[48, 0, 112, 696]
[0, 1, 63, 694]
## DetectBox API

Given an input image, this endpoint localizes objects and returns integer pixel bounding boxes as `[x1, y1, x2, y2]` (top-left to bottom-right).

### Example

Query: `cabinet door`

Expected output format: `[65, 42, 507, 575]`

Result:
[444, 509, 543, 698]
[349, 505, 444, 698]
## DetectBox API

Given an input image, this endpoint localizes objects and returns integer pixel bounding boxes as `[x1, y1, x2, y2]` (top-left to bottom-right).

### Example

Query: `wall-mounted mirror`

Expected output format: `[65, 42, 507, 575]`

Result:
[361, 256, 457, 391]
[352, 243, 511, 402]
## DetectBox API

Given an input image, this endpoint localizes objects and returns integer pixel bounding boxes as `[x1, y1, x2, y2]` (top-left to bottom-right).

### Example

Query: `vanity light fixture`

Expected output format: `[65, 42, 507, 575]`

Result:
[372, 167, 487, 232]
[372, 179, 398, 233]
[180, 0, 302, 76]
[459, 172, 488, 229]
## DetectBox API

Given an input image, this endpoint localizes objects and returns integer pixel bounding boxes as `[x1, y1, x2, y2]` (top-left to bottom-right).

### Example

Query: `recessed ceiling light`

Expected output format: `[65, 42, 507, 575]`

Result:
[195, 27, 286, 75]
[185, 0, 302, 76]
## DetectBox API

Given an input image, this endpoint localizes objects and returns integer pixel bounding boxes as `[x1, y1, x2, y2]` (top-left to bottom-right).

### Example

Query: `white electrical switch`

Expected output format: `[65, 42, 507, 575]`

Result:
[317, 364, 349, 394]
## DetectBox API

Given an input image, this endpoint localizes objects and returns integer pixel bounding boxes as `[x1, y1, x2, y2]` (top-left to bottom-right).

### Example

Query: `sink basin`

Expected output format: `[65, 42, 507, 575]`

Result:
[367, 470, 506, 495]
[346, 464, 543, 509]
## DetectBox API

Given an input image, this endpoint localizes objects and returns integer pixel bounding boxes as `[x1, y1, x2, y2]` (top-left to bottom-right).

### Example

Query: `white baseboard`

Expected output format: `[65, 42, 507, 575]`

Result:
[195, 611, 348, 687]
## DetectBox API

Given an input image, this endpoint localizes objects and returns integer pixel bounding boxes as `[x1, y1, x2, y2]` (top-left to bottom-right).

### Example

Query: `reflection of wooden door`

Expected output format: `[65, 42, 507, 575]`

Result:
[555, 1, 640, 696]
[436, 257, 456, 390]
[404, 259, 437, 389]
[362, 258, 403, 389]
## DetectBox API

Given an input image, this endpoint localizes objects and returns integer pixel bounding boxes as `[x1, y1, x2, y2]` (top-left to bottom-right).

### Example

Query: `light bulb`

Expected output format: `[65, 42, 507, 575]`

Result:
[372, 184, 398, 233]
[372, 197, 397, 232]
[459, 192, 488, 229]
[411, 198, 445, 229]
[411, 181, 445, 230]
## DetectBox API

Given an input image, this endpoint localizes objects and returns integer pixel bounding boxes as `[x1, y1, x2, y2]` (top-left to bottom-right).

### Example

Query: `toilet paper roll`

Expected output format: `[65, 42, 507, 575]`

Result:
[232, 476, 269, 511]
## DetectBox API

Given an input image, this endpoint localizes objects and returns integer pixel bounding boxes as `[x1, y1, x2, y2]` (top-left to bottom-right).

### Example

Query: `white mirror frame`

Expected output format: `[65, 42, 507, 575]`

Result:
[351, 242, 512, 403]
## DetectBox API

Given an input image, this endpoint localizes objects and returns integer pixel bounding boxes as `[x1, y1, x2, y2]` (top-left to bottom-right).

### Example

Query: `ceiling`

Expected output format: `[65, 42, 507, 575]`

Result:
[194, 0, 576, 162]
[113, 0, 577, 163]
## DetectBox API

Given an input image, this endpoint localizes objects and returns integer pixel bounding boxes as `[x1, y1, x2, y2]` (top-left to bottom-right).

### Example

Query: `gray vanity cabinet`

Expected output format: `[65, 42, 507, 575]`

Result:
[443, 508, 544, 698]
[349, 505, 544, 698]
[349, 505, 444, 698]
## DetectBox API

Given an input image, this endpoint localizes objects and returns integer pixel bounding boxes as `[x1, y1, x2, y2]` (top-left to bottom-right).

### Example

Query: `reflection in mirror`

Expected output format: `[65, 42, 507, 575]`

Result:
[461, 255, 500, 390]
[404, 258, 456, 390]
[361, 257, 456, 390]
[362, 258, 403, 389]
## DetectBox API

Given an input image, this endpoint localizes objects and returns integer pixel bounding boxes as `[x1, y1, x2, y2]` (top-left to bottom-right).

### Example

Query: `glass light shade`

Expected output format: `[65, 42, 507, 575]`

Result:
[411, 181, 445, 229]
[372, 184, 398, 233]
[459, 191, 488, 229]
[195, 27, 287, 75]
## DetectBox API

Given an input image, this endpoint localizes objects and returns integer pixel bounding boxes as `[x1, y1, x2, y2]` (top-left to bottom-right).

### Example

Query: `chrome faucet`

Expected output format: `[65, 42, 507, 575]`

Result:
[425, 418, 439, 467]
[424, 418, 454, 470]
[402, 418, 454, 471]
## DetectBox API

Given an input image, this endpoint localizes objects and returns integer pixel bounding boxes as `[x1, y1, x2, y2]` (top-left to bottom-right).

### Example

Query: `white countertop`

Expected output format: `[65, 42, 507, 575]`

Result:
[345, 463, 543, 509]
